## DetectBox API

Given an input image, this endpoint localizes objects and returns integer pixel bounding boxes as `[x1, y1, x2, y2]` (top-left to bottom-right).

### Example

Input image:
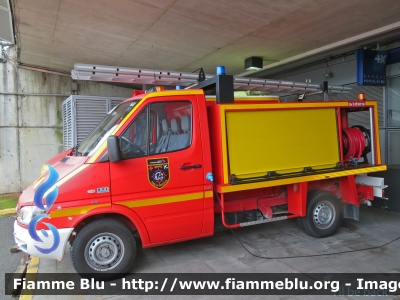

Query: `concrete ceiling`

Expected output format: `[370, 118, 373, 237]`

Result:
[11, 0, 400, 77]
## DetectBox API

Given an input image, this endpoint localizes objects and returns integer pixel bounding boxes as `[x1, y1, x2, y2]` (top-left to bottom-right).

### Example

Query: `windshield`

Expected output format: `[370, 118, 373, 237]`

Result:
[77, 100, 139, 156]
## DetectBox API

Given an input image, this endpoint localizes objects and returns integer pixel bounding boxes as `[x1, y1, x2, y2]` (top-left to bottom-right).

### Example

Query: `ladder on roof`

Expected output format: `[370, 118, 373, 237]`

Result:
[71, 63, 351, 95]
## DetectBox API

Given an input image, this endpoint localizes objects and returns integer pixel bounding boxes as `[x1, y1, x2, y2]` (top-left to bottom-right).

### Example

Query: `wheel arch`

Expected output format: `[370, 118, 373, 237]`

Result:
[70, 205, 150, 246]
[70, 217, 136, 279]
[298, 189, 343, 238]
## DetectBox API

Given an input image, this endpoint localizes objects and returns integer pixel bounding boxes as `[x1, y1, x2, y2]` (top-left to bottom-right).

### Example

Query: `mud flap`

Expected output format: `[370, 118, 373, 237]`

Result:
[343, 203, 359, 221]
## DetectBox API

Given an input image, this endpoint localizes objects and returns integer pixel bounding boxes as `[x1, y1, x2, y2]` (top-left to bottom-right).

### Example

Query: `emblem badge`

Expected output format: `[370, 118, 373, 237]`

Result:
[97, 187, 109, 193]
[147, 158, 170, 189]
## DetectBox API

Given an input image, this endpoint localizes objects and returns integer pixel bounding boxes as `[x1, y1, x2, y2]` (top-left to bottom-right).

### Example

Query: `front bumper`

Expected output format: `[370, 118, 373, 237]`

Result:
[13, 221, 73, 260]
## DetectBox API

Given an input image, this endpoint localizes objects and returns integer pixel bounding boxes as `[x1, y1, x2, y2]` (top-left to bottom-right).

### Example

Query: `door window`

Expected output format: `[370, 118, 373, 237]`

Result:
[120, 109, 151, 159]
[120, 101, 192, 159]
[152, 101, 192, 154]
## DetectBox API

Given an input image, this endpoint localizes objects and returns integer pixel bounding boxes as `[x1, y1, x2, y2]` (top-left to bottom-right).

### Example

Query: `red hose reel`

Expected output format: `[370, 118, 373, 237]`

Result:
[342, 126, 371, 162]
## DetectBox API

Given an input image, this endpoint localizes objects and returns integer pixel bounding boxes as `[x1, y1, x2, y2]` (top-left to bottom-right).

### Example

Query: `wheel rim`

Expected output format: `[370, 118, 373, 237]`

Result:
[84, 233, 125, 271]
[313, 201, 336, 229]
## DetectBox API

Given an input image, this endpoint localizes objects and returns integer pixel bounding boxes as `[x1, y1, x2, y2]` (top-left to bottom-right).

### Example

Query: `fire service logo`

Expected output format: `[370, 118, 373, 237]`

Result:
[28, 164, 60, 254]
[147, 158, 169, 189]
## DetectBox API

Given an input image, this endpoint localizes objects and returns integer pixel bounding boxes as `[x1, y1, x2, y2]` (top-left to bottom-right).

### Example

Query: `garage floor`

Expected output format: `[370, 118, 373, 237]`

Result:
[29, 205, 400, 299]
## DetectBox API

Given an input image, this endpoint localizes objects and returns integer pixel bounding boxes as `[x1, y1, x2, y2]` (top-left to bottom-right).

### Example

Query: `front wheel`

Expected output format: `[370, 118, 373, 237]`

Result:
[70, 218, 136, 280]
[298, 190, 343, 238]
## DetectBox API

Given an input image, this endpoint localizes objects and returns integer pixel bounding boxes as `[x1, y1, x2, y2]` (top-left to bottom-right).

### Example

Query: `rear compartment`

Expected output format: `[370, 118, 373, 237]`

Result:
[206, 95, 385, 232]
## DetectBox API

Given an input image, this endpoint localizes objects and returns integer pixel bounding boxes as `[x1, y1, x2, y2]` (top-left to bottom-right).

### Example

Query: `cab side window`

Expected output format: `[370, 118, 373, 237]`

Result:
[120, 109, 153, 159]
[120, 111, 147, 159]
[120, 101, 192, 159]
[153, 101, 192, 154]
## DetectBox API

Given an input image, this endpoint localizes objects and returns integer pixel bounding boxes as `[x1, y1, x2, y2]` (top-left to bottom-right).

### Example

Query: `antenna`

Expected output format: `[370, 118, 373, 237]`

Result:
[152, 45, 155, 80]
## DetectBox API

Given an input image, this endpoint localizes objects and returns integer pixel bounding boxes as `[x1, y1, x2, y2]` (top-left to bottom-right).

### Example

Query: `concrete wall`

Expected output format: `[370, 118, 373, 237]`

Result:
[1, 47, 20, 193]
[1, 46, 133, 193]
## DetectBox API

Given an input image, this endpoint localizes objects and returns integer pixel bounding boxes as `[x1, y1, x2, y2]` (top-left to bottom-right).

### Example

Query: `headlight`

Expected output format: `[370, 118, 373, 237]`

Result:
[17, 206, 44, 225]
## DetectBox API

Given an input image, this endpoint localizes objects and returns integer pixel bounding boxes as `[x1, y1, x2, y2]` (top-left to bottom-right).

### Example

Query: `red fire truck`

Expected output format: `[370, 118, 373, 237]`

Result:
[14, 66, 386, 279]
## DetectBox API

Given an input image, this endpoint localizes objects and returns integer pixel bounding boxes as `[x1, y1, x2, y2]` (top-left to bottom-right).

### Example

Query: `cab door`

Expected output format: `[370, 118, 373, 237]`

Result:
[110, 96, 206, 244]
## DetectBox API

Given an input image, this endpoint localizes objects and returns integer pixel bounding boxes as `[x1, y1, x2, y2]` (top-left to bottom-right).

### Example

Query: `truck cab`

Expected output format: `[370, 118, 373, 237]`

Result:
[14, 89, 214, 277]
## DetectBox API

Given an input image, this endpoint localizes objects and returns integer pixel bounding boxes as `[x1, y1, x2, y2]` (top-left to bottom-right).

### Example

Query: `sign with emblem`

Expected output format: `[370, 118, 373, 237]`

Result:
[147, 158, 170, 189]
[356, 49, 388, 86]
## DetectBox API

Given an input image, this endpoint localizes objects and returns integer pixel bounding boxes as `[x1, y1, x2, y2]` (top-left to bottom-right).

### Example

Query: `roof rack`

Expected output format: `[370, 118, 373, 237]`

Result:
[71, 64, 351, 102]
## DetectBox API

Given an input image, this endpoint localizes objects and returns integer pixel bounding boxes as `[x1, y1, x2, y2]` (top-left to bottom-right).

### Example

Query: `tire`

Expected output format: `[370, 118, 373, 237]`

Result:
[298, 190, 343, 238]
[70, 218, 136, 280]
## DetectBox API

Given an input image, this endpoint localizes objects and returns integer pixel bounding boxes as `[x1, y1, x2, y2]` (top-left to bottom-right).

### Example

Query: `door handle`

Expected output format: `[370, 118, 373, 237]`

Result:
[180, 164, 202, 170]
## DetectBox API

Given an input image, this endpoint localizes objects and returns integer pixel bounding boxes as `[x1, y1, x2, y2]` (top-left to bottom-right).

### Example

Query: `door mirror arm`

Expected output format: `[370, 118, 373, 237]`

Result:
[107, 136, 122, 162]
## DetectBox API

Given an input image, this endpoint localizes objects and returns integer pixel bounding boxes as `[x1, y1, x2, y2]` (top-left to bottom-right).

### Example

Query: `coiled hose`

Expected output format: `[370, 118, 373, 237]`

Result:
[342, 127, 367, 161]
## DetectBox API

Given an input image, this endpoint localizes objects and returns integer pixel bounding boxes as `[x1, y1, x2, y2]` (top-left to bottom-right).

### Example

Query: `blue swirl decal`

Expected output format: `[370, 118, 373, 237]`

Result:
[28, 214, 48, 242]
[33, 165, 59, 210]
[29, 164, 61, 254]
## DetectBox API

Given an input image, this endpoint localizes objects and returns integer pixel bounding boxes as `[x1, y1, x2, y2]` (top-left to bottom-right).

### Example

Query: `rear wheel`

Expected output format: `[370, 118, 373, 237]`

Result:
[298, 190, 343, 238]
[71, 218, 136, 280]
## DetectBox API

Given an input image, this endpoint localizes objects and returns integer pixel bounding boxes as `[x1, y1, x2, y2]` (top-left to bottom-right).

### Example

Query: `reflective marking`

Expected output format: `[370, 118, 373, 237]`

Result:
[117, 192, 206, 208]
[49, 203, 110, 218]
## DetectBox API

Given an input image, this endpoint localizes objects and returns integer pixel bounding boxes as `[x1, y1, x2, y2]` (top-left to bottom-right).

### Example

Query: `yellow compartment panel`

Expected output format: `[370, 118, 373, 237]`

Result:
[225, 108, 339, 178]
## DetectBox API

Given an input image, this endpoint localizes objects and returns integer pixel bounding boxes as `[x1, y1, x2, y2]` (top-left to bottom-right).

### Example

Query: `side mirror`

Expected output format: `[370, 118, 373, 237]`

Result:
[107, 136, 121, 163]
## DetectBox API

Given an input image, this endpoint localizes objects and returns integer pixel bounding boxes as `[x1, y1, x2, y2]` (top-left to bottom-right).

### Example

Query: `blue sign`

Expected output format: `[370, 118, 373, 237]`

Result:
[356, 49, 388, 86]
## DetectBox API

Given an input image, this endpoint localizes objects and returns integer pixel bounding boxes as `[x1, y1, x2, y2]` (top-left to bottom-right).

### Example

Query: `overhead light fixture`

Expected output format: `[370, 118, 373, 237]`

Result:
[324, 59, 333, 78]
[245, 56, 263, 70]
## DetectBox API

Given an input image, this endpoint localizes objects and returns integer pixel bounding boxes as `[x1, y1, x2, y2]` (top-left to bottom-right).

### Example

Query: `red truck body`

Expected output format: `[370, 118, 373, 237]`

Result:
[14, 81, 386, 279]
